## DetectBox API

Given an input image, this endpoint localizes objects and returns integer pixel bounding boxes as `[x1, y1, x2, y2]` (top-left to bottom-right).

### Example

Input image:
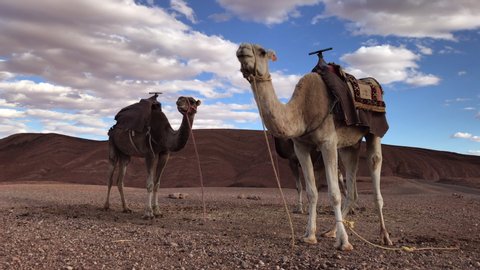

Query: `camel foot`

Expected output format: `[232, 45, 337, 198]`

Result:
[143, 209, 155, 219]
[103, 202, 110, 211]
[321, 228, 336, 238]
[381, 231, 393, 246]
[143, 213, 155, 220]
[302, 235, 318, 244]
[122, 208, 132, 213]
[335, 241, 354, 251]
[152, 206, 162, 217]
[292, 205, 304, 214]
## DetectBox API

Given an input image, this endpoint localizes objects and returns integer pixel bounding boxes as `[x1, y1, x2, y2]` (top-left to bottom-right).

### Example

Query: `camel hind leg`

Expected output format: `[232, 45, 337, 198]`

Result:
[320, 140, 353, 251]
[143, 154, 159, 219]
[321, 143, 360, 239]
[366, 134, 392, 246]
[116, 155, 131, 213]
[152, 153, 169, 217]
[289, 159, 304, 214]
[293, 141, 317, 244]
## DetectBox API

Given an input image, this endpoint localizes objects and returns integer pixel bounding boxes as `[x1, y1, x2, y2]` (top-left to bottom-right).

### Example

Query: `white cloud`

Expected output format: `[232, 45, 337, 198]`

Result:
[316, 0, 480, 40]
[0, 108, 25, 118]
[405, 73, 441, 87]
[452, 132, 480, 142]
[340, 45, 440, 86]
[217, 0, 320, 25]
[0, 0, 240, 97]
[170, 0, 197, 23]
[416, 44, 433, 55]
[0, 119, 27, 137]
[458, 70, 467, 76]
[0, 0, 269, 139]
[467, 150, 480, 156]
[270, 72, 303, 99]
[163, 102, 259, 130]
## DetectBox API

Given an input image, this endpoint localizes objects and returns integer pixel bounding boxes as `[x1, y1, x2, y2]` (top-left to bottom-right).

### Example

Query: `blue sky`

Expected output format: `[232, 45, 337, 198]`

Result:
[0, 0, 479, 155]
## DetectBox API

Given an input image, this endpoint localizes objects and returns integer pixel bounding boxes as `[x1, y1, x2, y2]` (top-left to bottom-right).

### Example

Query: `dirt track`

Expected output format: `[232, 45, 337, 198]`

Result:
[1, 179, 480, 269]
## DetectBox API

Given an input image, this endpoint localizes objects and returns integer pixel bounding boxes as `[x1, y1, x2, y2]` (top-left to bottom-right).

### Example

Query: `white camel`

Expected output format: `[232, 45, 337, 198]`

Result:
[236, 43, 392, 251]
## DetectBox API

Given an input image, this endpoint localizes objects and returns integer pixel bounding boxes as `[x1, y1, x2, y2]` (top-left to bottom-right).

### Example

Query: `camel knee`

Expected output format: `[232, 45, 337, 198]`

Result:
[374, 195, 384, 209]
[368, 154, 382, 171]
[146, 182, 154, 193]
[329, 191, 342, 207]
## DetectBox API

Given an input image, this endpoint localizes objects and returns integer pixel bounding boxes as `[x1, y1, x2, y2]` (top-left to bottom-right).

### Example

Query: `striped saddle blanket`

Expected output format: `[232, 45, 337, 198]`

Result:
[328, 64, 386, 113]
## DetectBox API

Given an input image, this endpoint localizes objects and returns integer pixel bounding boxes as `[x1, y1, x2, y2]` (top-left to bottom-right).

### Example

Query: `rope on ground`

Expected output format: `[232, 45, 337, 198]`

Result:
[261, 125, 296, 249]
[342, 220, 460, 252]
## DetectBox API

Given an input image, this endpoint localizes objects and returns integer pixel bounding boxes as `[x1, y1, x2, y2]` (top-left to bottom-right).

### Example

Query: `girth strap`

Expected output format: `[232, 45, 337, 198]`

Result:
[128, 127, 156, 156]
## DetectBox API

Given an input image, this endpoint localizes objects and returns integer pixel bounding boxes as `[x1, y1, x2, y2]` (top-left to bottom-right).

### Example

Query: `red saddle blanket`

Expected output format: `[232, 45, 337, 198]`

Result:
[345, 74, 386, 113]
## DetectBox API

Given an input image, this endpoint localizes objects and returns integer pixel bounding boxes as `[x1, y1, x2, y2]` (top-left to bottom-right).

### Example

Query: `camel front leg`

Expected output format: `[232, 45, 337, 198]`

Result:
[289, 160, 304, 214]
[293, 141, 317, 244]
[143, 155, 158, 219]
[321, 141, 353, 251]
[152, 153, 169, 217]
[366, 135, 392, 246]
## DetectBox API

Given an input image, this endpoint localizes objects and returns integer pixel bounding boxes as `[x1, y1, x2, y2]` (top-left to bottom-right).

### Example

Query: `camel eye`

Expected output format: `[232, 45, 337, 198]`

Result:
[258, 48, 266, 56]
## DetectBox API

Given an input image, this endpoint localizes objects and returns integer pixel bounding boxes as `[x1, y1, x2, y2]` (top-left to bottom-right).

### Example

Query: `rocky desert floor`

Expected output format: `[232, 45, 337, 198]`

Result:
[1, 177, 480, 269]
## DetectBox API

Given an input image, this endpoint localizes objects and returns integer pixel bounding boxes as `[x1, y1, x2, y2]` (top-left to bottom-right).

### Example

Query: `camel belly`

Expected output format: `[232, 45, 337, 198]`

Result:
[335, 126, 367, 148]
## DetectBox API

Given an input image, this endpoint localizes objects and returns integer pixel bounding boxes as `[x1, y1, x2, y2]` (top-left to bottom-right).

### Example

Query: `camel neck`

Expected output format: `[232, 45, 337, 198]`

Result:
[167, 113, 194, 152]
[250, 79, 306, 138]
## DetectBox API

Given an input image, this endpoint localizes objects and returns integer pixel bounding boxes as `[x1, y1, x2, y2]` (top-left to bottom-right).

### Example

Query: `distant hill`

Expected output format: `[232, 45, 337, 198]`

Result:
[1, 130, 479, 189]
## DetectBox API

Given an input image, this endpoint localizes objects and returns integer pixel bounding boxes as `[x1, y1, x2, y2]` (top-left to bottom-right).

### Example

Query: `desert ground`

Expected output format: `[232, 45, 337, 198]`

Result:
[1, 177, 479, 269]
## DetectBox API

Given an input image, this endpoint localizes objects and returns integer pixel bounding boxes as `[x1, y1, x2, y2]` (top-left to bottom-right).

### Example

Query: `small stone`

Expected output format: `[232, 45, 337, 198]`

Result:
[237, 194, 246, 199]
[170, 242, 179, 247]
[168, 193, 188, 199]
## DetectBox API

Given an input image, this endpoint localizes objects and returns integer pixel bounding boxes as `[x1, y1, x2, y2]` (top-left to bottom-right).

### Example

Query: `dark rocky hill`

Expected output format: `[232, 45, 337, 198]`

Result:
[1, 130, 479, 189]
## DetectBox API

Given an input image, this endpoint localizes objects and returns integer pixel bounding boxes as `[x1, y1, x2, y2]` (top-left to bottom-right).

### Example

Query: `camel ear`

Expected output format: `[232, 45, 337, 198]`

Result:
[196, 100, 201, 106]
[267, 50, 277, 62]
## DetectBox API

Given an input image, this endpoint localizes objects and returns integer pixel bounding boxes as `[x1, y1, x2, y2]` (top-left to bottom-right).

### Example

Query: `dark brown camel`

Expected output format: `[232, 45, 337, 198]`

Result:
[104, 96, 201, 219]
[274, 137, 347, 214]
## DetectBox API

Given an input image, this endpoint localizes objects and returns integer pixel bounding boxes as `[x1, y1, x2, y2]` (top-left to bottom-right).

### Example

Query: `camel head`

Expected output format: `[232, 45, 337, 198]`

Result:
[236, 43, 276, 82]
[176, 96, 201, 115]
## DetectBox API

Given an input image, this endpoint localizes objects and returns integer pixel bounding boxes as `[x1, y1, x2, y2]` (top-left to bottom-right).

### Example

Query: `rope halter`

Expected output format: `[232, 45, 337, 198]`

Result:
[240, 44, 272, 84]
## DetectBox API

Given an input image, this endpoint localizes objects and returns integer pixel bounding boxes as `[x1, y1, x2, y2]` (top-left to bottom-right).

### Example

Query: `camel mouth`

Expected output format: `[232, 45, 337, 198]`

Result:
[236, 44, 254, 59]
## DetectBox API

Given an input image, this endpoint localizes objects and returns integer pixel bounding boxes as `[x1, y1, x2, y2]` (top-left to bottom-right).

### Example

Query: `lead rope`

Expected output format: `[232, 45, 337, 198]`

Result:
[185, 102, 207, 222]
[249, 45, 295, 249]
[343, 220, 460, 252]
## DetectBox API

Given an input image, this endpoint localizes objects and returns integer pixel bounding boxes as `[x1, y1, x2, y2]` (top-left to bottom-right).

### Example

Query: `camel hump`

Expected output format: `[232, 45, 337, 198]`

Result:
[113, 97, 162, 133]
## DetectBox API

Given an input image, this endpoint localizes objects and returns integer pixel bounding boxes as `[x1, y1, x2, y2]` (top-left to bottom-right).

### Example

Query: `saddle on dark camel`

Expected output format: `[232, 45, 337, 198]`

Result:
[108, 94, 162, 154]
[112, 95, 162, 133]
[316, 64, 389, 138]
